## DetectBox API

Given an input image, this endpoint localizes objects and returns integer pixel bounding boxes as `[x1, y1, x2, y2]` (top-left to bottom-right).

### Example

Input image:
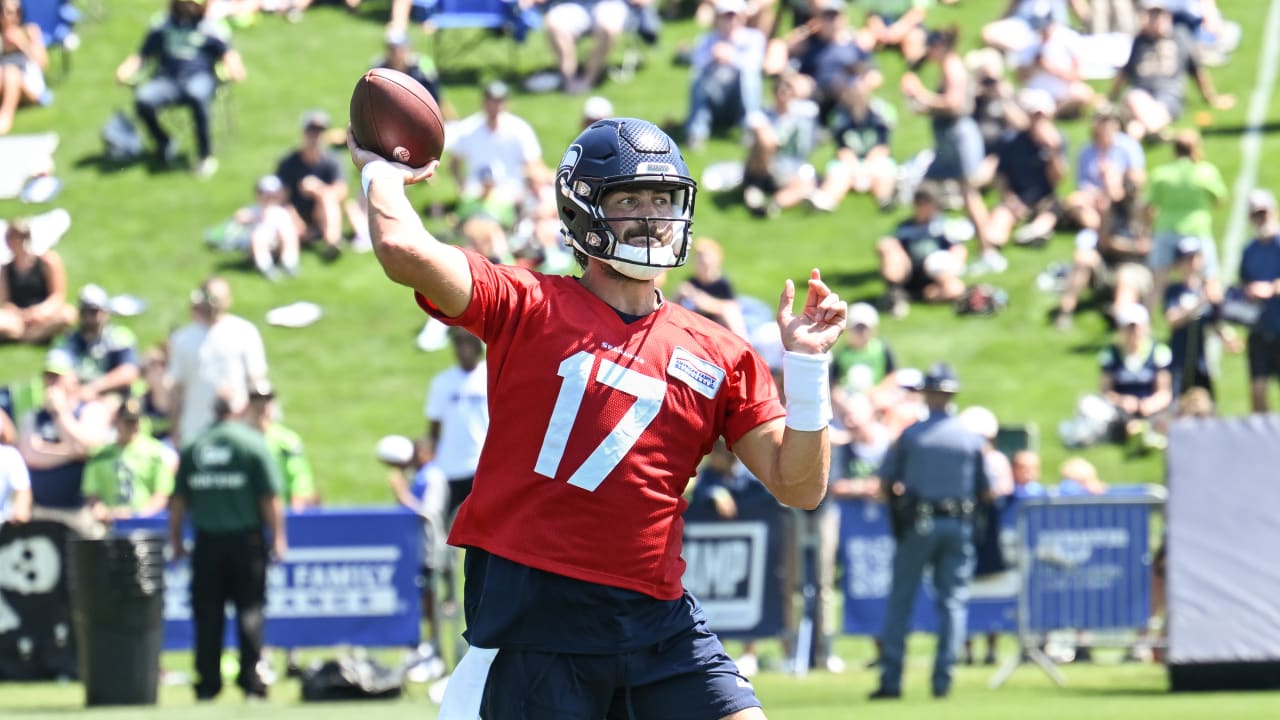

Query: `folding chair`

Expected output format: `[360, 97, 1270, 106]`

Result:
[20, 0, 80, 80]
[415, 0, 542, 73]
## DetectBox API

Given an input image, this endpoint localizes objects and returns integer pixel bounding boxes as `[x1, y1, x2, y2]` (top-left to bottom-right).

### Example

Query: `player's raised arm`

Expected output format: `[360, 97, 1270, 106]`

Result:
[348, 131, 473, 318]
[734, 269, 846, 510]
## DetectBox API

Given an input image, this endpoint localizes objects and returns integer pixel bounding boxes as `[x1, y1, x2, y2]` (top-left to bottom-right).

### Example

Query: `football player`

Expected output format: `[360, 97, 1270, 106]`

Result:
[351, 118, 846, 720]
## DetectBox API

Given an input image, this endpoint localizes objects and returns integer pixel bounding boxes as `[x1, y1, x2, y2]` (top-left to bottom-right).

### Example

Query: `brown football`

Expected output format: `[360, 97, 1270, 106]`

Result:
[349, 68, 445, 167]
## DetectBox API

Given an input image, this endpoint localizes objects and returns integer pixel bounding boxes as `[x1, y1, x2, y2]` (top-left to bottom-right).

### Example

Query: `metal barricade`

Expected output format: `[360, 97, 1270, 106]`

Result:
[990, 487, 1166, 688]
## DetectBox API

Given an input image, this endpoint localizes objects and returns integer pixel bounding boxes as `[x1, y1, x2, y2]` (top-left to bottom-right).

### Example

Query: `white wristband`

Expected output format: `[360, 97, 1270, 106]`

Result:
[361, 159, 393, 198]
[782, 351, 832, 432]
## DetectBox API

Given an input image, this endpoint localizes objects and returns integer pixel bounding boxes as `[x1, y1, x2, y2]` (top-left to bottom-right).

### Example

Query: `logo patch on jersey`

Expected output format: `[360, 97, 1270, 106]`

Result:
[667, 347, 725, 400]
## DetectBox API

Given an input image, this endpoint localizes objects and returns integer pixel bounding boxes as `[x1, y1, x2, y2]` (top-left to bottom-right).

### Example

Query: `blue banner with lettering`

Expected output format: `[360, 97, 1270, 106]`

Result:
[839, 499, 1018, 635]
[115, 508, 422, 650]
[1021, 499, 1151, 633]
[682, 487, 785, 640]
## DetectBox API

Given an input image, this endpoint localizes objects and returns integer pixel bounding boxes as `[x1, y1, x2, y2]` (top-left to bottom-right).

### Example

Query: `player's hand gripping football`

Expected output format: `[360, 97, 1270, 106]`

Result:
[347, 126, 438, 186]
[777, 269, 847, 355]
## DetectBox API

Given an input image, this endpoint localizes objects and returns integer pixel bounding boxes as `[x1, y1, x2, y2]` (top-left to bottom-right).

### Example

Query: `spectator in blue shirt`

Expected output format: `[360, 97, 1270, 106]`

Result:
[1239, 188, 1280, 413]
[1010, 450, 1046, 500]
[768, 0, 883, 122]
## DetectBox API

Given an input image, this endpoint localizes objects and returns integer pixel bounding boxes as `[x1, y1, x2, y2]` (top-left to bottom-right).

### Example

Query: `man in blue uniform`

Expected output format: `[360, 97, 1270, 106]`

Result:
[870, 363, 990, 700]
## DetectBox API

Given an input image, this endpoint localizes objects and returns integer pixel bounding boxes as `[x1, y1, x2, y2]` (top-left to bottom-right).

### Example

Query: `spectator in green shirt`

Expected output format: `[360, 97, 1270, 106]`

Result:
[83, 397, 176, 522]
[1145, 129, 1227, 306]
[245, 382, 316, 511]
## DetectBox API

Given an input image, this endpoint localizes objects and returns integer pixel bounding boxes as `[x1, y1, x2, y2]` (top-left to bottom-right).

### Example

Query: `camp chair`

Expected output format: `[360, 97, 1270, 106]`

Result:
[20, 0, 80, 80]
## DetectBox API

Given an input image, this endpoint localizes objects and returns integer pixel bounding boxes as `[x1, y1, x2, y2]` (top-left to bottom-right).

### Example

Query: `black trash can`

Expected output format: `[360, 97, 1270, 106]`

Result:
[66, 532, 167, 706]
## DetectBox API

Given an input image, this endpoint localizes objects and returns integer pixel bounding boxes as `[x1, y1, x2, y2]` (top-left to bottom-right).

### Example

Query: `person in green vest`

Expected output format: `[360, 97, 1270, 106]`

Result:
[82, 397, 176, 522]
[169, 392, 285, 701]
[244, 382, 316, 511]
[831, 302, 899, 419]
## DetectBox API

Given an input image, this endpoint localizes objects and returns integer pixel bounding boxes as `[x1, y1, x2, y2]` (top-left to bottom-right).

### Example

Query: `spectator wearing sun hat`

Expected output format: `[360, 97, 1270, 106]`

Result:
[683, 0, 766, 150]
[1240, 188, 1280, 413]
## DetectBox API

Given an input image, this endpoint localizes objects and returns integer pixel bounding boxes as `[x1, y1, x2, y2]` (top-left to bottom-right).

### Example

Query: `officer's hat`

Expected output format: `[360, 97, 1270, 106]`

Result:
[921, 362, 960, 394]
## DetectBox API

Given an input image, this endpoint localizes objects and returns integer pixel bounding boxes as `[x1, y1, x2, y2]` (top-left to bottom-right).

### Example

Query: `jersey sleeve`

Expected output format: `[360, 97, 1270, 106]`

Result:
[721, 345, 785, 450]
[414, 247, 541, 344]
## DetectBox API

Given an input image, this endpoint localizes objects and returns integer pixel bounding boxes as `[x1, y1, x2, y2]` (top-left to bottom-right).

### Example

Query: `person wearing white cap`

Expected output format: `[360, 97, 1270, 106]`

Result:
[233, 174, 300, 280]
[51, 282, 141, 410]
[1240, 187, 1280, 412]
[581, 94, 613, 128]
[683, 0, 766, 150]
[981, 86, 1066, 252]
[1099, 302, 1173, 442]
[832, 301, 899, 414]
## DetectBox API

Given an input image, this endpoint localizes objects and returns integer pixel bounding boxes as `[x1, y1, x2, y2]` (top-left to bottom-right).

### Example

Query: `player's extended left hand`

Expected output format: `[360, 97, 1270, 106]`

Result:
[777, 269, 847, 355]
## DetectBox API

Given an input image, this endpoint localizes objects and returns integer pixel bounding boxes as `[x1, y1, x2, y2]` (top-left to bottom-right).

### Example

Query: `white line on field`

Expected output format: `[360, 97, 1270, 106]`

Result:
[1222, 0, 1280, 283]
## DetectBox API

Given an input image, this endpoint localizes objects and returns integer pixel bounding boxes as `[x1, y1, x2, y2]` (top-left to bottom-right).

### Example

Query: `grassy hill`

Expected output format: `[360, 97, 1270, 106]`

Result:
[1, 0, 1274, 501]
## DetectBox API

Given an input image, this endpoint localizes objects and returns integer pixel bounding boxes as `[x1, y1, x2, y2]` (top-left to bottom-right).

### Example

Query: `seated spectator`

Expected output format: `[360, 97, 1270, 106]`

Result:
[82, 398, 176, 523]
[232, 174, 300, 280]
[741, 72, 821, 218]
[18, 351, 111, 514]
[683, 0, 766, 150]
[1013, 8, 1094, 118]
[1056, 456, 1108, 495]
[1109, 2, 1233, 143]
[1087, 0, 1137, 35]
[981, 0, 1074, 55]
[446, 81, 548, 232]
[677, 237, 748, 337]
[902, 28, 989, 268]
[376, 29, 453, 120]
[966, 48, 1020, 190]
[53, 284, 141, 411]
[1099, 303, 1173, 445]
[138, 344, 174, 440]
[541, 0, 652, 93]
[766, 0, 882, 122]
[1010, 449, 1046, 498]
[856, 0, 930, 66]
[809, 82, 898, 212]
[245, 382, 317, 512]
[1163, 237, 1240, 398]
[1, 408, 31, 523]
[1237, 189, 1280, 413]
[277, 110, 368, 262]
[114, 0, 247, 179]
[983, 88, 1067, 251]
[830, 302, 899, 415]
[0, 0, 50, 136]
[1, 217, 75, 344]
[1145, 129, 1226, 304]
[1062, 107, 1145, 255]
[877, 186, 967, 318]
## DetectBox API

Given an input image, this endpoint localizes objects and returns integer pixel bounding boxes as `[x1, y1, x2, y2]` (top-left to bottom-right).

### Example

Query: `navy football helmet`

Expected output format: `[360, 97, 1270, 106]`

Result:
[556, 118, 697, 280]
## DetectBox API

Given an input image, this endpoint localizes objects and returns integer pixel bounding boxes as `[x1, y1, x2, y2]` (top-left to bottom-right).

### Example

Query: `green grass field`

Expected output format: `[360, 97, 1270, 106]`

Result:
[3, 0, 1279, 715]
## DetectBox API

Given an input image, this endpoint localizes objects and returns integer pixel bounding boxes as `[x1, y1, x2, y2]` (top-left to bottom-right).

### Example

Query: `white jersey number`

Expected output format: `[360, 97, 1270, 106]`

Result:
[534, 350, 666, 491]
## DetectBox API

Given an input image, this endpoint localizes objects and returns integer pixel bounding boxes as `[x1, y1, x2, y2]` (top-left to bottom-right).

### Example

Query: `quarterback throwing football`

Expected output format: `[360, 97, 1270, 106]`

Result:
[351, 118, 846, 720]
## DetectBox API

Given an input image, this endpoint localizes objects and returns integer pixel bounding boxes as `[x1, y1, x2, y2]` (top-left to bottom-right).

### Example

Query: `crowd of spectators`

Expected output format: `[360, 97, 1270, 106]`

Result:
[2, 0, 1278, 687]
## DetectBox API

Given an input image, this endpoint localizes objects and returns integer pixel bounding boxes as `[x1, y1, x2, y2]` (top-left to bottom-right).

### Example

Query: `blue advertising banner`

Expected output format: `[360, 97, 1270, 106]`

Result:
[839, 499, 1018, 635]
[115, 508, 422, 650]
[1021, 499, 1151, 633]
[682, 488, 785, 640]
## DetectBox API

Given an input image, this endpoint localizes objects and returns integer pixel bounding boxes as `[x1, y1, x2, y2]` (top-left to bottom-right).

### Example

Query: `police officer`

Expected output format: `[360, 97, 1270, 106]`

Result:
[168, 394, 286, 701]
[870, 363, 990, 700]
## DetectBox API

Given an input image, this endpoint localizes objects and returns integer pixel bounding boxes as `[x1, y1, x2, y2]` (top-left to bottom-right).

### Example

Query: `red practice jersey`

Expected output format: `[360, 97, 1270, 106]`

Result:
[418, 250, 784, 600]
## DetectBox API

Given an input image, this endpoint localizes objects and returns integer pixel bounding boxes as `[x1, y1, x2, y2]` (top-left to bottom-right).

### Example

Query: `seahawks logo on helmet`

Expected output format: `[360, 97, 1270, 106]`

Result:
[556, 119, 697, 281]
